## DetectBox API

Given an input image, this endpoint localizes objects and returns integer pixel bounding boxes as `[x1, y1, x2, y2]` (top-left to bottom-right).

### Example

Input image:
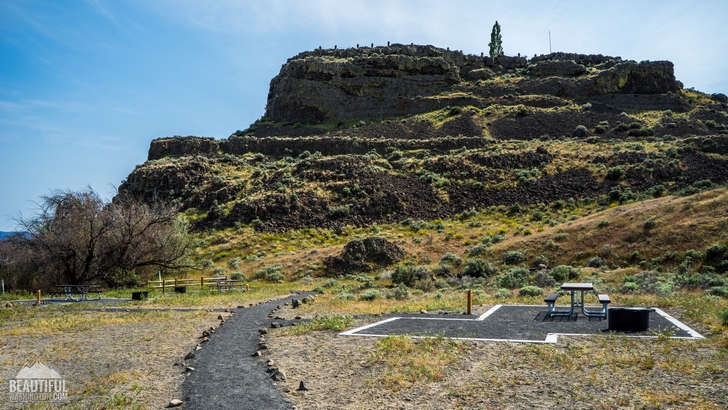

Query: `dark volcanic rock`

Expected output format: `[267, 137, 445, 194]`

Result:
[324, 236, 405, 275]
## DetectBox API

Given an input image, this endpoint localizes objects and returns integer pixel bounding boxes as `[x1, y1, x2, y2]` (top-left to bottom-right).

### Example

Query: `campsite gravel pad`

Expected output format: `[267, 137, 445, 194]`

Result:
[348, 305, 695, 341]
[183, 293, 313, 410]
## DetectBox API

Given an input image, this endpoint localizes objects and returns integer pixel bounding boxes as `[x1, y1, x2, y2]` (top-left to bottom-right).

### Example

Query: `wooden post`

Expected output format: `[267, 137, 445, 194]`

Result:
[467, 289, 473, 315]
[36, 290, 41, 305]
[246, 284, 250, 291]
[162, 280, 165, 294]
[174, 278, 177, 287]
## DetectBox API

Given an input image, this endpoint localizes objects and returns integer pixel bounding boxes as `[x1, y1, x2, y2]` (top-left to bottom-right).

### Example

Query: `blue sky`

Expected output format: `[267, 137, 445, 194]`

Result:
[1, 0, 727, 231]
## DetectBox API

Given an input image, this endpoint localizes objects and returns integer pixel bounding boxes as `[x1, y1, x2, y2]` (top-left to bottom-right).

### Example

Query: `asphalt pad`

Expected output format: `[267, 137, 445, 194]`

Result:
[341, 305, 703, 343]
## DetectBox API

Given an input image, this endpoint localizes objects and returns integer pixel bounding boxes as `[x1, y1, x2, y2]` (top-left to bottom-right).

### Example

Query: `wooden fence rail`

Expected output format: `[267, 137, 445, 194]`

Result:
[145, 277, 249, 293]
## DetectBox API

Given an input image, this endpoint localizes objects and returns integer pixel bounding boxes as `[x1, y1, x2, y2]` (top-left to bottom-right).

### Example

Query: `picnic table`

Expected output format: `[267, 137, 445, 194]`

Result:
[51, 284, 102, 302]
[545, 282, 610, 318]
[211, 279, 247, 292]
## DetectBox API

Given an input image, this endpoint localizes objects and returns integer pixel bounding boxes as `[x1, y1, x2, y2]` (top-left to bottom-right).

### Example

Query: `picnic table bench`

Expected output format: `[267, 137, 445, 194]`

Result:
[50, 284, 102, 302]
[209, 279, 248, 292]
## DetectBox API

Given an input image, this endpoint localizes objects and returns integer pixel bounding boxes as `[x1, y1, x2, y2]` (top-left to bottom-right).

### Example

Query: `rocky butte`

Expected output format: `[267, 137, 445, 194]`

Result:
[118, 44, 728, 232]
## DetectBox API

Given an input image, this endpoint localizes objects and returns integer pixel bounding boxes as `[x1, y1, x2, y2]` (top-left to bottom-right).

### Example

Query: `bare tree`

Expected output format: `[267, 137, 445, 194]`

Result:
[6, 188, 194, 289]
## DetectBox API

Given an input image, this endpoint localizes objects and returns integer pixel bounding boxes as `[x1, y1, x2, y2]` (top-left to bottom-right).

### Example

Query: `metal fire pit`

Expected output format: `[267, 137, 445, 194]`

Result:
[608, 307, 654, 332]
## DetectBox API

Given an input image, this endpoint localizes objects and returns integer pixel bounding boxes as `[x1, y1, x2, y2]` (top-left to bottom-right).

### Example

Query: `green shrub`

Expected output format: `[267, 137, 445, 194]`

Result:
[212, 267, 227, 277]
[503, 251, 526, 265]
[359, 289, 379, 301]
[644, 218, 656, 230]
[720, 310, 728, 326]
[230, 271, 248, 281]
[587, 257, 606, 268]
[494, 288, 512, 299]
[550, 265, 580, 282]
[312, 286, 325, 294]
[391, 265, 430, 287]
[338, 291, 355, 300]
[265, 271, 285, 283]
[462, 258, 498, 278]
[706, 286, 728, 298]
[606, 166, 625, 180]
[597, 220, 610, 228]
[553, 232, 569, 242]
[228, 257, 242, 269]
[497, 267, 530, 289]
[389, 283, 411, 300]
[518, 286, 543, 297]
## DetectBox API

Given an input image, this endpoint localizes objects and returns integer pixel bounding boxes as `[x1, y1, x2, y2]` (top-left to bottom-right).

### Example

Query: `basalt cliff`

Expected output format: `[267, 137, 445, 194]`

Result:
[118, 44, 728, 232]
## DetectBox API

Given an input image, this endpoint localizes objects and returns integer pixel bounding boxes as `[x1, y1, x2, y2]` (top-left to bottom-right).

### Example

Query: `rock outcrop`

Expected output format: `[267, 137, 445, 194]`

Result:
[265, 44, 684, 124]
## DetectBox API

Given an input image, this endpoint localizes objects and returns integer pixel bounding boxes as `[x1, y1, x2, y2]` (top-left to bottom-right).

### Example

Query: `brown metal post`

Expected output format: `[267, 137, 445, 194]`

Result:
[36, 290, 41, 305]
[467, 289, 473, 315]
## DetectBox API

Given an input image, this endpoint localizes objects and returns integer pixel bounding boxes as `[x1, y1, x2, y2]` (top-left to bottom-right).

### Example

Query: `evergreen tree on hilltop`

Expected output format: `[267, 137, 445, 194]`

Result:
[489, 21, 503, 57]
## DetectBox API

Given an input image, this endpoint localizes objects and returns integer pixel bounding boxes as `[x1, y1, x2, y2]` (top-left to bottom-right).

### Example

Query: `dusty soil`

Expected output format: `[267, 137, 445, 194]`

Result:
[0, 306, 225, 409]
[266, 305, 728, 410]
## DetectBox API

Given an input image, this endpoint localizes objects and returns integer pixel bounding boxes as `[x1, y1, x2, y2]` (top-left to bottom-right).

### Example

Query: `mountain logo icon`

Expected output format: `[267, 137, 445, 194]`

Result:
[15, 362, 63, 379]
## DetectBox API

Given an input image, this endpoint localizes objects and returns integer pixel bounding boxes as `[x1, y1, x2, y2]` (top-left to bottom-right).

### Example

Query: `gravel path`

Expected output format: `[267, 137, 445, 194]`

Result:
[182, 293, 311, 410]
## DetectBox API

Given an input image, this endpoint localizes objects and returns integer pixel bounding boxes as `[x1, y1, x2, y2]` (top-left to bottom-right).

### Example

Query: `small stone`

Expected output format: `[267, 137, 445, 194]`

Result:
[251, 351, 261, 357]
[266, 359, 275, 366]
[270, 369, 287, 381]
[237, 305, 245, 309]
[295, 316, 302, 320]
[259, 328, 268, 335]
[277, 305, 282, 309]
[297, 381, 309, 391]
[200, 337, 209, 343]
[218, 314, 224, 320]
[185, 366, 195, 372]
[168, 398, 183, 407]
[258, 343, 268, 350]
[195, 345, 202, 351]
[5, 302, 13, 308]
[420, 309, 427, 314]
[274, 316, 285, 320]
[271, 322, 282, 329]
[184, 352, 195, 360]
[292, 299, 301, 308]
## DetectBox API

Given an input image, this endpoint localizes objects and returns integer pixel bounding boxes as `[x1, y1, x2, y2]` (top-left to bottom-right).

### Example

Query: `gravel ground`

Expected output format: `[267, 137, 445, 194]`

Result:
[182, 293, 314, 410]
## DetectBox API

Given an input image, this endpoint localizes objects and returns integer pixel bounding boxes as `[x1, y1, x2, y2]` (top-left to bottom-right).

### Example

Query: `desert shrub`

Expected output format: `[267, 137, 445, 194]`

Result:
[230, 271, 248, 281]
[587, 257, 606, 268]
[644, 218, 657, 230]
[359, 289, 379, 301]
[497, 267, 530, 289]
[440, 253, 462, 265]
[597, 220, 610, 228]
[646, 184, 666, 198]
[255, 265, 282, 279]
[606, 166, 625, 180]
[720, 310, 728, 326]
[266, 271, 285, 283]
[200, 259, 214, 269]
[554, 232, 569, 242]
[228, 257, 241, 269]
[503, 251, 526, 265]
[706, 286, 728, 298]
[621, 281, 639, 293]
[532, 255, 549, 268]
[705, 244, 727, 263]
[312, 286, 325, 294]
[462, 258, 498, 278]
[631, 270, 675, 295]
[534, 271, 556, 288]
[468, 244, 489, 257]
[531, 210, 544, 221]
[338, 291, 355, 300]
[705, 119, 717, 128]
[494, 288, 512, 299]
[518, 286, 543, 297]
[550, 265, 580, 282]
[391, 265, 430, 287]
[388, 283, 411, 300]
[693, 179, 713, 190]
[322, 279, 340, 288]
[415, 280, 436, 292]
[212, 267, 227, 277]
